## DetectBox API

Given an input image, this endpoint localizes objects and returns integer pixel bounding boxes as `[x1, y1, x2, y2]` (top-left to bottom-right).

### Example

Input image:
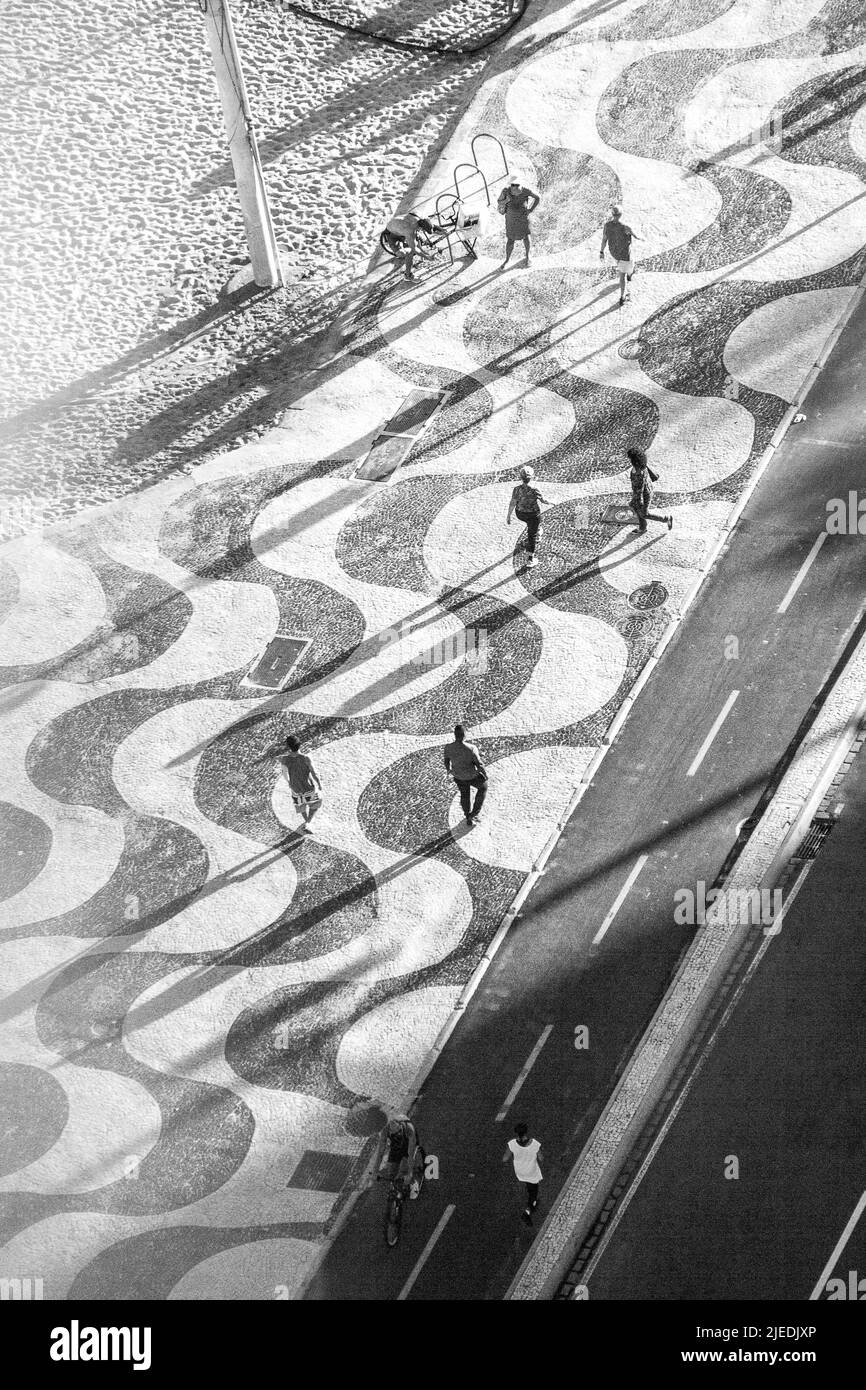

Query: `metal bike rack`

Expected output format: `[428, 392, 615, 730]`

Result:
[453, 161, 491, 208]
[471, 133, 509, 184]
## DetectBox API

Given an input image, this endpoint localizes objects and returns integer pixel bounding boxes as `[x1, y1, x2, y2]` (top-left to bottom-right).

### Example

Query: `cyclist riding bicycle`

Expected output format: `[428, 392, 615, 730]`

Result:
[380, 213, 439, 281]
[374, 1114, 425, 1195]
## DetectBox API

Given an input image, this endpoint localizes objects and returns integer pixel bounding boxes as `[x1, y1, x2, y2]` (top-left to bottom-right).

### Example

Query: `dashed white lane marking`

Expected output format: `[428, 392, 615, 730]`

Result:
[495, 1024, 555, 1122]
[397, 1203, 456, 1301]
[777, 531, 827, 615]
[686, 690, 740, 778]
[799, 436, 863, 451]
[809, 1191, 866, 1301]
[591, 855, 649, 947]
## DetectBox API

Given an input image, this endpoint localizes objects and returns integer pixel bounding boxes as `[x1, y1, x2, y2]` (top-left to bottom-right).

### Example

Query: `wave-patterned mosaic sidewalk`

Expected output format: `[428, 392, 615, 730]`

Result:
[2, 0, 865, 1299]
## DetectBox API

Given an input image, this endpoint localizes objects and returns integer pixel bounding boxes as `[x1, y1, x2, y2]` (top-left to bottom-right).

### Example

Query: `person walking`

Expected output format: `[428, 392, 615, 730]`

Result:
[506, 1122, 543, 1225]
[276, 734, 323, 833]
[497, 176, 540, 268]
[600, 204, 642, 306]
[507, 464, 549, 568]
[627, 446, 672, 533]
[443, 723, 488, 827]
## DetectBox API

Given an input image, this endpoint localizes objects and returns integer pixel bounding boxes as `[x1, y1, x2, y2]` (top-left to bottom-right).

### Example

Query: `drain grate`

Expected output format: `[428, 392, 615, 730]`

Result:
[242, 633, 310, 691]
[792, 816, 836, 862]
[356, 386, 448, 481]
[286, 1149, 356, 1193]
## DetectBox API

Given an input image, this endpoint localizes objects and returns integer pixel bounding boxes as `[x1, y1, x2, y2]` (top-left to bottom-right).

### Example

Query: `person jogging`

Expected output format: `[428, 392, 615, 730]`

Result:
[506, 1122, 543, 1225]
[507, 464, 549, 568]
[627, 446, 673, 533]
[600, 204, 642, 307]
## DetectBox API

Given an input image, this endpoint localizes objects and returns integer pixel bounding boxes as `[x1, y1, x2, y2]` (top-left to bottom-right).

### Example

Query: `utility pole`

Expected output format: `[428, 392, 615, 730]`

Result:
[200, 0, 284, 288]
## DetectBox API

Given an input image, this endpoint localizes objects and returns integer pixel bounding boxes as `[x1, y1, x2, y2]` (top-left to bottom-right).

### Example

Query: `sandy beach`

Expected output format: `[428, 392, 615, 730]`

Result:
[1, 0, 516, 525]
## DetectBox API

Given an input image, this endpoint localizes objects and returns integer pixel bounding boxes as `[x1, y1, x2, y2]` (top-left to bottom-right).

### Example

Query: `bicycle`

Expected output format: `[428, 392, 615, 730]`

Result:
[378, 1144, 425, 1248]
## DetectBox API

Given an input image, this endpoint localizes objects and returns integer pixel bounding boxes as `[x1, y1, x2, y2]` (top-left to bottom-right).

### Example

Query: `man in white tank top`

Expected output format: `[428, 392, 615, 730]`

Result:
[506, 1121, 543, 1224]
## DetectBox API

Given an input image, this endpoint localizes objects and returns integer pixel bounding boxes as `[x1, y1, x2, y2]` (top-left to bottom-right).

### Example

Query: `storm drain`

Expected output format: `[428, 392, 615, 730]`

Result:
[242, 633, 310, 691]
[355, 387, 448, 481]
[791, 814, 837, 862]
[286, 1149, 357, 1193]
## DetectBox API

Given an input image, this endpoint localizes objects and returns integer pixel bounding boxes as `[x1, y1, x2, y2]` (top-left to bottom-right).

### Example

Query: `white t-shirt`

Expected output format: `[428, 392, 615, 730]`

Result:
[508, 1137, 542, 1183]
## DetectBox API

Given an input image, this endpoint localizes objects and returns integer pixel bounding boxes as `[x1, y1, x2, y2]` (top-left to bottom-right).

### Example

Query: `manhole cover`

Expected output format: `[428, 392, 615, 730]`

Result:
[618, 338, 643, 361]
[242, 633, 310, 691]
[617, 614, 651, 640]
[628, 580, 668, 611]
[599, 503, 635, 526]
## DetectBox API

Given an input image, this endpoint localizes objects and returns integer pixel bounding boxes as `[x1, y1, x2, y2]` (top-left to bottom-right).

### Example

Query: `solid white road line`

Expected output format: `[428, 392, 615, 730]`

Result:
[495, 1024, 554, 1122]
[686, 690, 739, 778]
[591, 855, 649, 946]
[809, 1191, 866, 1301]
[397, 1204, 456, 1301]
[778, 532, 827, 615]
[584, 862, 814, 1294]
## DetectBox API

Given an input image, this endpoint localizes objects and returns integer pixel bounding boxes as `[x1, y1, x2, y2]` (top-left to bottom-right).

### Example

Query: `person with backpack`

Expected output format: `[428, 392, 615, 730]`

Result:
[627, 446, 673, 533]
[507, 464, 549, 568]
[600, 204, 642, 307]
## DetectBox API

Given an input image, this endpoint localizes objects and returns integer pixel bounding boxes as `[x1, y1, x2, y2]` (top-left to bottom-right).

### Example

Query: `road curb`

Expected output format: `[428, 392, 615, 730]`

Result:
[505, 614, 866, 1300]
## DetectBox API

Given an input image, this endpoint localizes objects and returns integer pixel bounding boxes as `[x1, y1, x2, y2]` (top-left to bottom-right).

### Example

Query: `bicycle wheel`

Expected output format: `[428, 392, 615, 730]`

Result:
[384, 1190, 403, 1248]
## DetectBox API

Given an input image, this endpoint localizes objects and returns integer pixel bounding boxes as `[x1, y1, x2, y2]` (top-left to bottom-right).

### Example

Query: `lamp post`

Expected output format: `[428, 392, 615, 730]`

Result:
[200, 0, 284, 288]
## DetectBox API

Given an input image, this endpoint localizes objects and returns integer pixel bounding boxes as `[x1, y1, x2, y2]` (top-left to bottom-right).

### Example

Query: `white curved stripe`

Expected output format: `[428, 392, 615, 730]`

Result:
[423, 483, 628, 735]
[0, 682, 124, 931]
[168, 1237, 324, 1300]
[402, 372, 578, 479]
[336, 984, 462, 1107]
[850, 102, 866, 164]
[0, 1066, 162, 1194]
[0, 1214, 149, 1299]
[684, 46, 866, 167]
[271, 730, 475, 981]
[0, 539, 106, 666]
[724, 289, 854, 403]
[724, 158, 866, 282]
[252, 480, 470, 718]
[110, 698, 299, 953]
[676, 0, 832, 51]
[446, 746, 596, 871]
[597, 497, 734, 611]
[506, 45, 723, 260]
[89, 497, 280, 692]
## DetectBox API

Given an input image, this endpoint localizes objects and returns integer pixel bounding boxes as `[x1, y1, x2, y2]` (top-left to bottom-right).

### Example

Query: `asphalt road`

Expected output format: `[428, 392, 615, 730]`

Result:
[304, 291, 866, 1301]
[583, 735, 866, 1302]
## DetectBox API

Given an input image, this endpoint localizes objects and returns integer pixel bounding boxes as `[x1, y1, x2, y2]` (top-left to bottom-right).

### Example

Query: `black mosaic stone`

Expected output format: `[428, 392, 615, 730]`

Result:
[31, 951, 256, 1214]
[0, 1064, 69, 1179]
[0, 799, 51, 903]
[0, 535, 194, 691]
[611, 0, 736, 41]
[159, 465, 367, 694]
[6, 816, 210, 941]
[226, 981, 366, 1106]
[774, 66, 866, 181]
[67, 1221, 325, 1300]
[644, 166, 793, 274]
[806, 0, 866, 56]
